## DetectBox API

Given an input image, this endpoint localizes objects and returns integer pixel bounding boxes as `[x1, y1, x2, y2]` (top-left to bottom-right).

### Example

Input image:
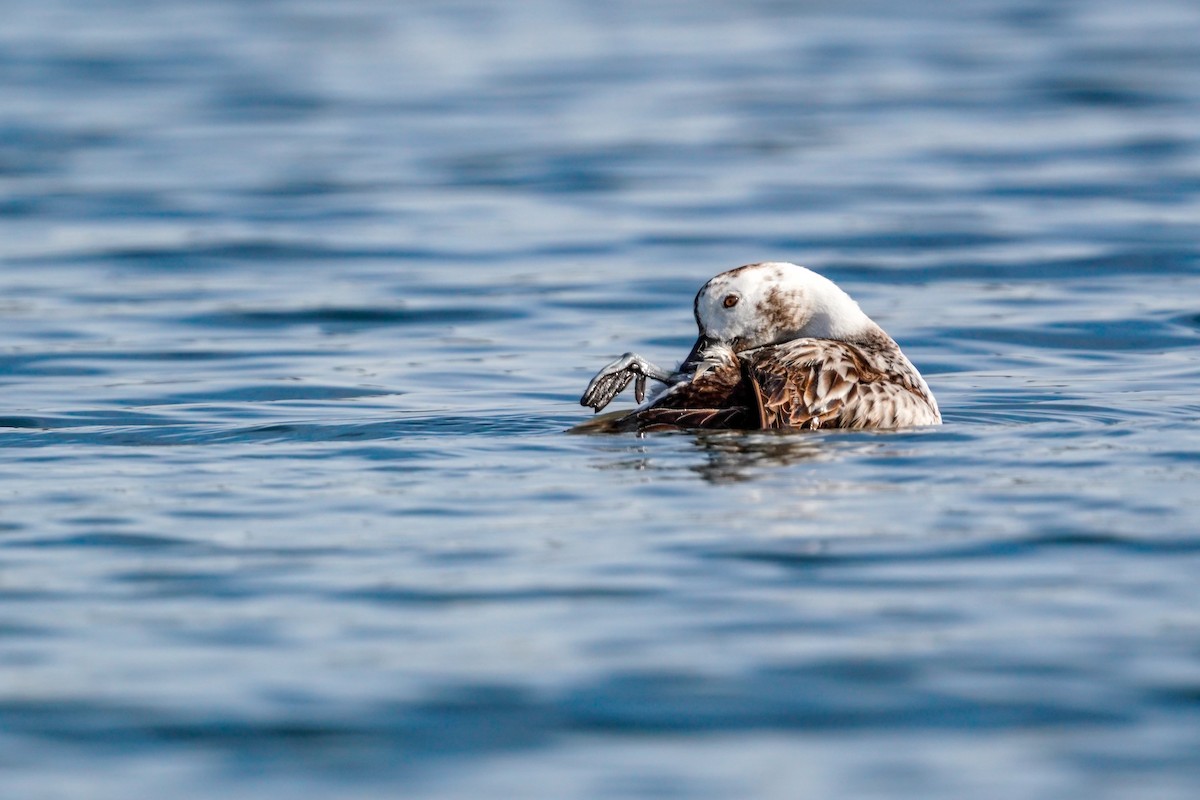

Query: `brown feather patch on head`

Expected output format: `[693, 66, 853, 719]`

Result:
[754, 283, 803, 341]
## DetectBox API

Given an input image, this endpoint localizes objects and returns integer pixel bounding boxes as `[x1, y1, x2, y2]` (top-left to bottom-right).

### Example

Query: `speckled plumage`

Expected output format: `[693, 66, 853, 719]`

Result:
[579, 262, 940, 432]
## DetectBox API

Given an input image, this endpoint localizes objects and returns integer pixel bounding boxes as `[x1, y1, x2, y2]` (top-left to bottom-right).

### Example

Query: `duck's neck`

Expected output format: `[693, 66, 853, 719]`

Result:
[800, 280, 878, 342]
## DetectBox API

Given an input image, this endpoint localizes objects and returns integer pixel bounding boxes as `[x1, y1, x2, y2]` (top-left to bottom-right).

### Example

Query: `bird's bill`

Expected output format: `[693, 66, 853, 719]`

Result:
[681, 335, 718, 370]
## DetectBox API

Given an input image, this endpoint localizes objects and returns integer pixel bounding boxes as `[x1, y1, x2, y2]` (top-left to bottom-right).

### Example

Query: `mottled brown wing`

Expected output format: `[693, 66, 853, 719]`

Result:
[745, 339, 935, 430]
[628, 406, 754, 431]
[570, 405, 752, 434]
[616, 352, 759, 431]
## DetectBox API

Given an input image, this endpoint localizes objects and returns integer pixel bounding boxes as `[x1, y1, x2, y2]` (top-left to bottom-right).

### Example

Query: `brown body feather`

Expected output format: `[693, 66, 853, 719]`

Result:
[603, 331, 939, 433]
[744, 333, 939, 429]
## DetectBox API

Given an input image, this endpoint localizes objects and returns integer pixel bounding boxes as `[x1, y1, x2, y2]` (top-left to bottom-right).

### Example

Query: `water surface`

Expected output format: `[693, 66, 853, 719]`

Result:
[3, 1, 1200, 798]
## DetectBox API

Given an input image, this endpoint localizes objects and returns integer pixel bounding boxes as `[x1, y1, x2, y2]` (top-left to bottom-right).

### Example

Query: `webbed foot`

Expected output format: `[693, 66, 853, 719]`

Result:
[580, 352, 671, 411]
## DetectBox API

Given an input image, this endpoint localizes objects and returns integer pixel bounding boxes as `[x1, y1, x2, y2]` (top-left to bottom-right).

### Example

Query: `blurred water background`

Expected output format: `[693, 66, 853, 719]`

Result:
[2, 0, 1200, 797]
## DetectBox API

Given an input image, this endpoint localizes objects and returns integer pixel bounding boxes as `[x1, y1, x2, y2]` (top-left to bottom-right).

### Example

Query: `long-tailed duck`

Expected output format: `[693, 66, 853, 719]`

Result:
[579, 262, 940, 432]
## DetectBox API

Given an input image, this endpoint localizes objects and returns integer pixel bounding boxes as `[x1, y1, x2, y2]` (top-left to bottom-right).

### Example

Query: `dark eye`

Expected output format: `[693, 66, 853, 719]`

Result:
[723, 294, 739, 308]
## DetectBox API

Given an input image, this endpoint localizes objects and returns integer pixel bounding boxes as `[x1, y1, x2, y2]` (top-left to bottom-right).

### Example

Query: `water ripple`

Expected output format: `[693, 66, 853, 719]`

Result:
[4, 0, 1200, 797]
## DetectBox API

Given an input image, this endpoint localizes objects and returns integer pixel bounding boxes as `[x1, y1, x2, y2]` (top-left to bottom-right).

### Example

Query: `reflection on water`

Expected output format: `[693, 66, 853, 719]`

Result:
[690, 430, 838, 483]
[590, 428, 847, 484]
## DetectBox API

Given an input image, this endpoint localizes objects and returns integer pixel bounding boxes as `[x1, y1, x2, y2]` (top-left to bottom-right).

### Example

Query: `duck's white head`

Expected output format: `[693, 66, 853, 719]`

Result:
[685, 262, 877, 363]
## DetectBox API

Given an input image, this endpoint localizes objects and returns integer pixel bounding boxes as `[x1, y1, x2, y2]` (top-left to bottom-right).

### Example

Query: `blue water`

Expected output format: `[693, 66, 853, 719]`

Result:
[3, 0, 1200, 797]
